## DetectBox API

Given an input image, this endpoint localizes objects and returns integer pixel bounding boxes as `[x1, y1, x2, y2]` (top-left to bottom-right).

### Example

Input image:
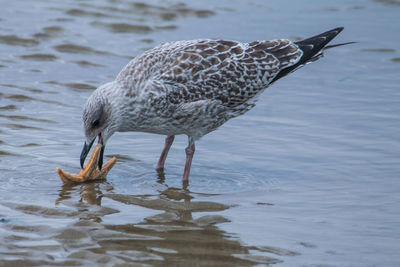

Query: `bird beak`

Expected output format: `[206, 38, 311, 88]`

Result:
[97, 132, 105, 170]
[80, 139, 94, 169]
[98, 144, 105, 170]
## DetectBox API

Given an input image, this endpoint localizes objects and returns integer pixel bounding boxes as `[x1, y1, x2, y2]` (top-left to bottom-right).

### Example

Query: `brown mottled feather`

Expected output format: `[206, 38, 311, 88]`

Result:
[113, 28, 344, 139]
[152, 39, 302, 108]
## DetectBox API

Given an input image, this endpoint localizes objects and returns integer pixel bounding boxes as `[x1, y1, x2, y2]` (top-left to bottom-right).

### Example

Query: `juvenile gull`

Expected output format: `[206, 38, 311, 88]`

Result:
[80, 27, 350, 184]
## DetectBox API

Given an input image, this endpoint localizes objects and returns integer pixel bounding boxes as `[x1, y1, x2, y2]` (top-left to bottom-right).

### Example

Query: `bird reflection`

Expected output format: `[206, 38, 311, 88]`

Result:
[55, 182, 288, 265]
[156, 168, 190, 189]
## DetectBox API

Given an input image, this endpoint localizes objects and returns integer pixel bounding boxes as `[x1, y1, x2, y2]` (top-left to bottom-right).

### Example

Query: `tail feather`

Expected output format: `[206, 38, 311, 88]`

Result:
[270, 27, 352, 84]
[324, 41, 357, 50]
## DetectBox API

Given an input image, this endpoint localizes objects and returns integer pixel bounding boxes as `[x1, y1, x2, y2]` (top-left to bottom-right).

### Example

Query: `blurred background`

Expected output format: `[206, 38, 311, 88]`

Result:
[0, 0, 399, 266]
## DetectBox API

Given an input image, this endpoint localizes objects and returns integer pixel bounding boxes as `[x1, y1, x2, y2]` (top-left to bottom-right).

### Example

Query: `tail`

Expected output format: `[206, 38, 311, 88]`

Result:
[270, 27, 354, 83]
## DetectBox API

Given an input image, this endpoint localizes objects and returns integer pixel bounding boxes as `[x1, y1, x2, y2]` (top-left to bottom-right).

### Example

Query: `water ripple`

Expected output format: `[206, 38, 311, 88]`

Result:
[0, 35, 39, 47]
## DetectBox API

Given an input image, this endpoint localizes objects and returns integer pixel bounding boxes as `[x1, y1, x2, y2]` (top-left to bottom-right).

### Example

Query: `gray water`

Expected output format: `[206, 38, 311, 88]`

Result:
[0, 0, 399, 266]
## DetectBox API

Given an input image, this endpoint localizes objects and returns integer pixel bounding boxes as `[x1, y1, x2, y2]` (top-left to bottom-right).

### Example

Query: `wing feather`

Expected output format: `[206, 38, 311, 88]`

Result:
[147, 39, 302, 108]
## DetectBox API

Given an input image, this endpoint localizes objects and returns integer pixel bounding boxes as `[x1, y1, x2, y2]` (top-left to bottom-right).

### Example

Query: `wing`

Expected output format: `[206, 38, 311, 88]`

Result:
[117, 27, 347, 109]
[270, 27, 345, 84]
[159, 39, 303, 107]
[130, 39, 303, 108]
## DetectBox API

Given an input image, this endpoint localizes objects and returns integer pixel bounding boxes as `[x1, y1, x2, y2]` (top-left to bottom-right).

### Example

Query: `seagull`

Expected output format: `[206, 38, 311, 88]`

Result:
[80, 27, 351, 185]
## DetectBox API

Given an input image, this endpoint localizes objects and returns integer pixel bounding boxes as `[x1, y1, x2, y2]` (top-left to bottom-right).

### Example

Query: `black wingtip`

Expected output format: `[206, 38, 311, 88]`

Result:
[294, 27, 345, 52]
[269, 27, 347, 84]
[332, 26, 344, 33]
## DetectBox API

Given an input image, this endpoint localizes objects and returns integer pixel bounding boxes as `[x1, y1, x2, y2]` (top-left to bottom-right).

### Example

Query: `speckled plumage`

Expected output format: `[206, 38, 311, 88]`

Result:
[114, 38, 303, 139]
[81, 27, 347, 183]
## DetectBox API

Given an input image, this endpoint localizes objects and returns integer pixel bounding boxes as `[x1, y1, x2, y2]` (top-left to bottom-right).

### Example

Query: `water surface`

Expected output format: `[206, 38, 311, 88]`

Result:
[0, 0, 399, 266]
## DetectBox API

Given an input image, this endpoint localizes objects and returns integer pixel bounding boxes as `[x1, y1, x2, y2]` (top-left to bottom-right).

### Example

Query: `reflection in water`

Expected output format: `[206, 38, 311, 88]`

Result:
[157, 168, 190, 189]
[52, 183, 287, 265]
[0, 35, 39, 47]
[57, 182, 106, 206]
[372, 0, 400, 6]
[19, 53, 58, 61]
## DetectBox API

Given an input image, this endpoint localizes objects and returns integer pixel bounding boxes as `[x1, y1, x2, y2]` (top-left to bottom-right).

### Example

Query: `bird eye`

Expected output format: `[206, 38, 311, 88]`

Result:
[91, 119, 100, 128]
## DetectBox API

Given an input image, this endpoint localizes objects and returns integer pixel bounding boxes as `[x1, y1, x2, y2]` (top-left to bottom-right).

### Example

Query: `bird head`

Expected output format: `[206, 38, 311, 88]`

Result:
[80, 82, 120, 170]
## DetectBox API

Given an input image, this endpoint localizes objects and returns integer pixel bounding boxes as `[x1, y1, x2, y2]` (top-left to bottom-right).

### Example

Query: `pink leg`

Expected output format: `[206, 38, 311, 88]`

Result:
[156, 135, 175, 171]
[182, 137, 195, 183]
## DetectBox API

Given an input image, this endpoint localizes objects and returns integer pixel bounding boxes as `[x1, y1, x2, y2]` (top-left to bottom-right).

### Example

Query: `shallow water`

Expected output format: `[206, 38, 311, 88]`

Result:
[0, 0, 399, 266]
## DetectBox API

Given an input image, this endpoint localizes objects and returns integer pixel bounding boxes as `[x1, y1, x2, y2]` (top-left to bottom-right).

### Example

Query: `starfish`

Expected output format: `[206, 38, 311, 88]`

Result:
[57, 144, 116, 183]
